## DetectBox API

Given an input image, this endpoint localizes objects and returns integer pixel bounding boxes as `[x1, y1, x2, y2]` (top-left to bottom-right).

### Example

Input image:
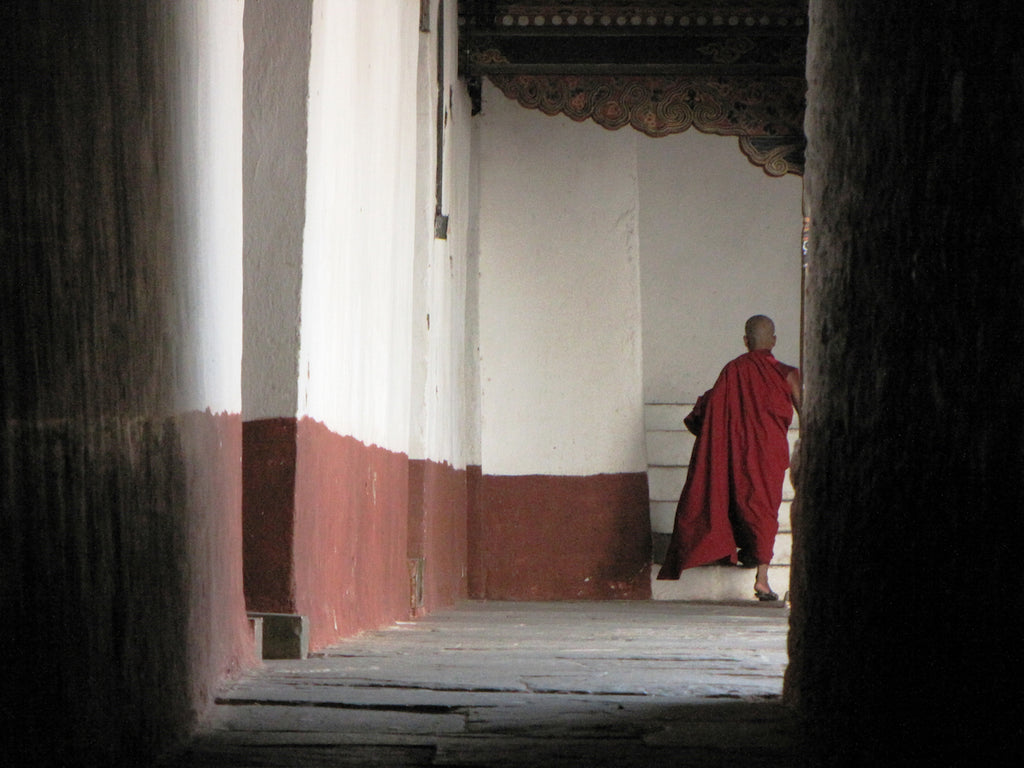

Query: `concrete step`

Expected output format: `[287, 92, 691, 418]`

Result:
[645, 402, 798, 603]
[651, 561, 790, 602]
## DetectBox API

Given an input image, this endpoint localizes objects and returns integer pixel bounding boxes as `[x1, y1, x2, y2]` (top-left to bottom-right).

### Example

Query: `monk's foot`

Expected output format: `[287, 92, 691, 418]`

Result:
[754, 584, 778, 601]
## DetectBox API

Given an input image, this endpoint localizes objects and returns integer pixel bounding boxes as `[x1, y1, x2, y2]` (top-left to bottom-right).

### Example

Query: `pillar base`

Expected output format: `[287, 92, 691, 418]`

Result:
[247, 612, 309, 659]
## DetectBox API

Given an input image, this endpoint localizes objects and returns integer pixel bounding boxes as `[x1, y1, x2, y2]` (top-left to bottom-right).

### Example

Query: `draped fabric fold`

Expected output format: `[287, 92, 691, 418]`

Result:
[658, 349, 796, 579]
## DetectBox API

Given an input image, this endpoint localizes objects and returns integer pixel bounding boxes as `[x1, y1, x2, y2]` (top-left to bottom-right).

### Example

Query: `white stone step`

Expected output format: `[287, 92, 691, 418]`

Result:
[645, 403, 799, 602]
[651, 561, 790, 602]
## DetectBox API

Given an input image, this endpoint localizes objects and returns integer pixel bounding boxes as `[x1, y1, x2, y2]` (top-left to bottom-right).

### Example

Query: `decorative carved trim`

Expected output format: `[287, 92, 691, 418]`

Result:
[465, 3, 808, 30]
[738, 135, 804, 177]
[464, 34, 806, 75]
[488, 73, 805, 175]
[697, 37, 757, 64]
[473, 48, 510, 66]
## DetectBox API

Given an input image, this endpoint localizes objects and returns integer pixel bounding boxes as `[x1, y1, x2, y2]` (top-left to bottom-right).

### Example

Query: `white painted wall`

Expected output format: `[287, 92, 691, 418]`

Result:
[409, 0, 475, 468]
[476, 81, 647, 477]
[475, 82, 802, 478]
[242, 0, 310, 422]
[236, 0, 473, 467]
[463, 123, 483, 470]
[638, 131, 803, 403]
[447, 87, 477, 469]
[173, 0, 244, 415]
[299, 0, 419, 453]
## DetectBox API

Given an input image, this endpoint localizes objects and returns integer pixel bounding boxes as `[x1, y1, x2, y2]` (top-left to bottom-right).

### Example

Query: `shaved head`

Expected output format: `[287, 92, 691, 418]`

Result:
[744, 315, 776, 351]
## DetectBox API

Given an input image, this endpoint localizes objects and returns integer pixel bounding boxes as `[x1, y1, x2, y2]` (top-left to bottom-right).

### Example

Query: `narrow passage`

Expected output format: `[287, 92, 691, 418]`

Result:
[161, 600, 794, 767]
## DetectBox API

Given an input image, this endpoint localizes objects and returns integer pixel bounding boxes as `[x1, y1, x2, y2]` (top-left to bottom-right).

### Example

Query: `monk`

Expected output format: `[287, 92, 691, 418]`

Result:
[657, 315, 801, 601]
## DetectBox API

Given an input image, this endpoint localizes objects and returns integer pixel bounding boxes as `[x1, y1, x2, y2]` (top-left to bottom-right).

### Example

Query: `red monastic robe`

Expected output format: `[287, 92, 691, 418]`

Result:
[657, 349, 797, 579]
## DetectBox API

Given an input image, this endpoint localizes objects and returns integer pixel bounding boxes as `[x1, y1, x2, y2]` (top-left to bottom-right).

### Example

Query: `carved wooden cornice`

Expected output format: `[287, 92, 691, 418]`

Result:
[462, 2, 808, 31]
[460, 2, 807, 176]
[459, 2, 808, 76]
[489, 72, 805, 175]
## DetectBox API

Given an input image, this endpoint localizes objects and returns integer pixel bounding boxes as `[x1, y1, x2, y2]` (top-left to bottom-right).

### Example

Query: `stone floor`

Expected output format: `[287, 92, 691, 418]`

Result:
[159, 600, 796, 767]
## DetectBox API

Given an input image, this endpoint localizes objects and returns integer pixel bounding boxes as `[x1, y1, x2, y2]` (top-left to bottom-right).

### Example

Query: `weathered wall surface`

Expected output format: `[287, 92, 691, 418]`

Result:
[406, 0, 475, 615]
[240, 0, 311, 616]
[790, 2, 1024, 764]
[1, 2, 251, 764]
[293, 423, 412, 647]
[291, 0, 418, 641]
[474, 80, 651, 599]
[240, 0, 473, 637]
[243, 417, 297, 613]
[277, 0, 473, 640]
[241, 0, 310, 422]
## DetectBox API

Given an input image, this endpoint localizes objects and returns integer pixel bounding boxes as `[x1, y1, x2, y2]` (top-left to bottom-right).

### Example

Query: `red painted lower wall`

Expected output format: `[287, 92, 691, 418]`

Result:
[467, 464, 485, 597]
[242, 418, 297, 613]
[243, 418, 471, 649]
[180, 410, 255, 710]
[471, 472, 653, 600]
[244, 419, 651, 647]
[293, 418, 412, 649]
[408, 458, 469, 615]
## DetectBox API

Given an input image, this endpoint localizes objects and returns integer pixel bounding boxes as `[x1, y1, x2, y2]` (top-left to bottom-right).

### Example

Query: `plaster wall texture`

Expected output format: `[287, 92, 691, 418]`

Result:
[242, 0, 474, 634]
[175, 0, 245, 415]
[403, 0, 474, 613]
[241, 0, 311, 421]
[408, 10, 437, 465]
[445, 44, 479, 470]
[463, 110, 484, 470]
[476, 80, 646, 477]
[475, 82, 799, 476]
[409, 0, 476, 469]
[637, 131, 803, 404]
[298, 0, 419, 454]
[240, 0, 475, 468]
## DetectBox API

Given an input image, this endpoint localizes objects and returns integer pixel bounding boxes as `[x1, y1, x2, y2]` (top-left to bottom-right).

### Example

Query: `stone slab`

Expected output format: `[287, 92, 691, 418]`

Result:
[161, 602, 795, 767]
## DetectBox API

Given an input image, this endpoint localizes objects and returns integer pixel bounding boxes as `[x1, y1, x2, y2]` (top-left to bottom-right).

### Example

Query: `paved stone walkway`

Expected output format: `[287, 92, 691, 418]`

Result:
[160, 600, 795, 767]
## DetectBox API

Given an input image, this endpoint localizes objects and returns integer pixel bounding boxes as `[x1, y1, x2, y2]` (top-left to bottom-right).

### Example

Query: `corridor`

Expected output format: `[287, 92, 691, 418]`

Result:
[159, 601, 795, 767]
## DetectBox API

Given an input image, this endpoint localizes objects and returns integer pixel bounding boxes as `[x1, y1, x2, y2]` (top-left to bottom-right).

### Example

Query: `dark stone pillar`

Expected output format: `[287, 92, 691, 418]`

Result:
[1, 3, 251, 764]
[789, 2, 1024, 764]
